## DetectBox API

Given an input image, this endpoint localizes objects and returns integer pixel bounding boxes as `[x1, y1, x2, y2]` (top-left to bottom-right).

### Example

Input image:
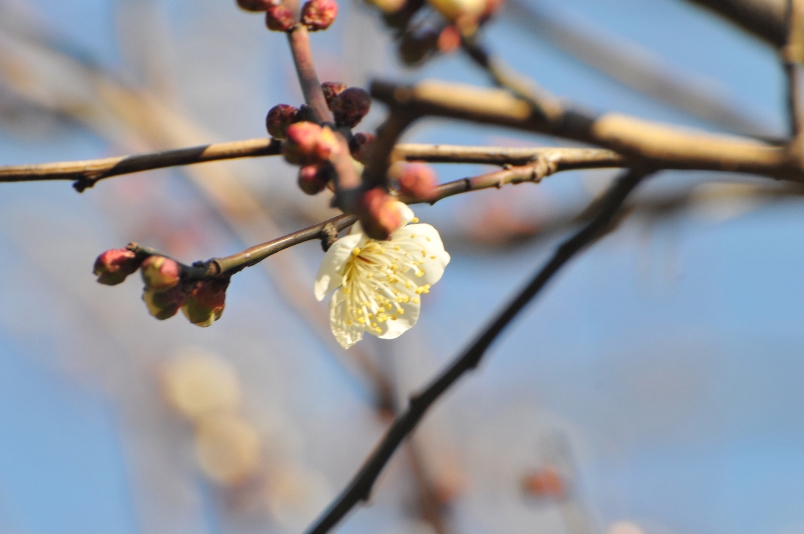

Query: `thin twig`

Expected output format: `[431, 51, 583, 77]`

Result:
[0, 138, 281, 189]
[303, 167, 652, 534]
[153, 154, 627, 280]
[287, 25, 332, 123]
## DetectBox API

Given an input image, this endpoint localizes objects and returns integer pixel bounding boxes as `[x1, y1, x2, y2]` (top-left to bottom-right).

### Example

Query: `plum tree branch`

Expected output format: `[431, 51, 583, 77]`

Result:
[370, 79, 804, 181]
[303, 167, 653, 534]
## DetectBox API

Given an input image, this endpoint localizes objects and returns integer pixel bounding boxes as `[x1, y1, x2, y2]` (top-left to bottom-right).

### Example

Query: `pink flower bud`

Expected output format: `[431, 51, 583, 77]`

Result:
[266, 104, 299, 139]
[141, 256, 181, 291]
[282, 121, 323, 165]
[349, 132, 376, 164]
[301, 0, 338, 31]
[331, 87, 371, 128]
[236, 0, 272, 11]
[437, 25, 462, 53]
[397, 163, 437, 200]
[298, 165, 330, 195]
[181, 279, 229, 327]
[314, 126, 341, 161]
[143, 285, 186, 320]
[357, 188, 402, 240]
[265, 4, 296, 31]
[321, 81, 347, 108]
[93, 248, 142, 285]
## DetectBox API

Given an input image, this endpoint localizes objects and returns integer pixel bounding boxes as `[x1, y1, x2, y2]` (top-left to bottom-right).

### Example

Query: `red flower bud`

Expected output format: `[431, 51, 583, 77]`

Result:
[321, 81, 347, 108]
[143, 285, 186, 320]
[282, 122, 323, 165]
[349, 132, 376, 164]
[266, 104, 299, 139]
[521, 467, 564, 499]
[314, 126, 340, 161]
[298, 165, 330, 195]
[141, 256, 181, 291]
[331, 87, 371, 128]
[397, 163, 437, 200]
[236, 0, 272, 11]
[437, 25, 462, 53]
[93, 248, 142, 285]
[357, 188, 402, 239]
[265, 4, 296, 31]
[181, 278, 230, 327]
[301, 0, 338, 31]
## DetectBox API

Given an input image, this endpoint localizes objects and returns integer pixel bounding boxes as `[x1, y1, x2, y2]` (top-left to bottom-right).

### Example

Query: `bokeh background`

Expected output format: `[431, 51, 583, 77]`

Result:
[0, 0, 802, 532]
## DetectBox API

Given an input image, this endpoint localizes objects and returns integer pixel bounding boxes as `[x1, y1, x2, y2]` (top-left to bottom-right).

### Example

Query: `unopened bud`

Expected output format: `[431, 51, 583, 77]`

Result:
[143, 285, 186, 320]
[349, 132, 376, 164]
[282, 121, 323, 165]
[427, 0, 483, 22]
[266, 104, 299, 139]
[182, 278, 230, 327]
[236, 0, 272, 11]
[521, 467, 564, 499]
[301, 0, 338, 30]
[93, 248, 142, 285]
[298, 165, 330, 195]
[265, 4, 296, 31]
[331, 87, 371, 128]
[357, 188, 402, 239]
[437, 25, 462, 53]
[396, 163, 437, 200]
[321, 81, 347, 108]
[141, 255, 181, 291]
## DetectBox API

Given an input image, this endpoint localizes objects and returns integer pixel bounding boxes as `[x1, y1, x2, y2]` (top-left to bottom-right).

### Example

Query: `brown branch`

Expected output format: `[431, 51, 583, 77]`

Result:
[685, 0, 788, 48]
[303, 167, 653, 534]
[502, 0, 778, 140]
[171, 149, 627, 280]
[783, 0, 804, 144]
[0, 138, 281, 190]
[287, 25, 333, 123]
[371, 79, 804, 181]
[393, 144, 624, 167]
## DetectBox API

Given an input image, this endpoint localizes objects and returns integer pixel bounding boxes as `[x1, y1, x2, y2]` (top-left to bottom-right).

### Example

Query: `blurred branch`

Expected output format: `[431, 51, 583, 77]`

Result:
[783, 0, 804, 145]
[502, 0, 778, 139]
[304, 167, 653, 534]
[684, 0, 788, 47]
[0, 142, 622, 184]
[371, 79, 804, 181]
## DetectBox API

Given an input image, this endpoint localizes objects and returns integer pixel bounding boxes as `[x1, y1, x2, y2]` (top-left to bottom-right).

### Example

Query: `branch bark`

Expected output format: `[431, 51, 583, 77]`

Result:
[684, 0, 788, 47]
[303, 167, 653, 534]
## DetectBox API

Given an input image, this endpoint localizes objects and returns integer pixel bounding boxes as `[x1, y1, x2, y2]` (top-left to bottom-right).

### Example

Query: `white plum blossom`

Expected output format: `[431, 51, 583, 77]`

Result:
[315, 203, 450, 349]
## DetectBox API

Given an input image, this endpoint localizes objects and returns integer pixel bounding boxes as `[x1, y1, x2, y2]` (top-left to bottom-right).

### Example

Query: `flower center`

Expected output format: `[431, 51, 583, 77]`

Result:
[340, 238, 431, 333]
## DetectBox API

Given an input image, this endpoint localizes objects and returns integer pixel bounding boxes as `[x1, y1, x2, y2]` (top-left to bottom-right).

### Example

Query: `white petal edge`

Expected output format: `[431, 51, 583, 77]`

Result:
[393, 223, 451, 286]
[314, 233, 364, 301]
[329, 290, 364, 349]
[375, 299, 420, 340]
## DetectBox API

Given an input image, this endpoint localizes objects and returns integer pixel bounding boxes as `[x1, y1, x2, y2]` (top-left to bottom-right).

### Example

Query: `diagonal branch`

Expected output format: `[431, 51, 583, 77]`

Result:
[303, 167, 653, 534]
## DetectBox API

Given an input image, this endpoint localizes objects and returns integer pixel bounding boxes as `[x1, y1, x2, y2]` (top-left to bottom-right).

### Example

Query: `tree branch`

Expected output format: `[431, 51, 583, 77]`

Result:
[0, 138, 281, 190]
[303, 167, 653, 534]
[371, 79, 804, 181]
[684, 0, 788, 48]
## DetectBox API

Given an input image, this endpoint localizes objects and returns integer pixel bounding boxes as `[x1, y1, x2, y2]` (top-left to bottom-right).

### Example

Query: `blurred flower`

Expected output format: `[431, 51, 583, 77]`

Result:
[160, 349, 242, 421]
[315, 202, 450, 348]
[521, 466, 564, 499]
[394, 162, 438, 200]
[194, 412, 262, 486]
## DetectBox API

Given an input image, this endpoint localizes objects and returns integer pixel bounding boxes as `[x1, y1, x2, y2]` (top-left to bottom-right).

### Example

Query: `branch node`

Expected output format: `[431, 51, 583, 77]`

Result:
[320, 222, 340, 251]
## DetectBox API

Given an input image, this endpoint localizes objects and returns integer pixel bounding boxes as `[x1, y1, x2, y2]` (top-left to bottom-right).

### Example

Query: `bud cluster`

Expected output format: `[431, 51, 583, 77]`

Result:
[301, 0, 338, 30]
[93, 249, 229, 327]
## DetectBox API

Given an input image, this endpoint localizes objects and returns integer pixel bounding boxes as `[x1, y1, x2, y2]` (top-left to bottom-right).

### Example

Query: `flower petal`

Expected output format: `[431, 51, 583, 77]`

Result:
[392, 223, 451, 286]
[314, 232, 364, 301]
[329, 289, 364, 349]
[374, 299, 420, 340]
[396, 202, 415, 226]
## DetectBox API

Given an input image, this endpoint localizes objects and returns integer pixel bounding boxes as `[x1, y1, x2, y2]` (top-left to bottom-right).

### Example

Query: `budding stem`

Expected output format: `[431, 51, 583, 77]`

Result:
[287, 25, 333, 123]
